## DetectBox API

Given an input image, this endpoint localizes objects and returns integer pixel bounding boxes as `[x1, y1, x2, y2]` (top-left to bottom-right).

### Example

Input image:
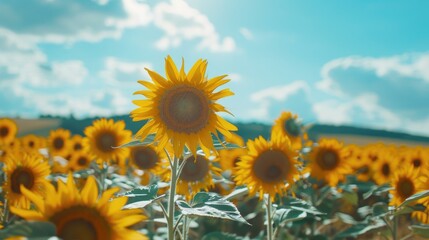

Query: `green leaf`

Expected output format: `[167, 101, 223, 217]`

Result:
[0, 221, 56, 239]
[372, 202, 389, 218]
[399, 190, 429, 208]
[118, 184, 160, 209]
[282, 197, 325, 216]
[411, 224, 429, 238]
[114, 135, 156, 149]
[335, 220, 385, 239]
[342, 192, 358, 206]
[177, 192, 249, 225]
[363, 184, 392, 200]
[394, 203, 426, 216]
[223, 186, 248, 201]
[202, 232, 246, 240]
[273, 208, 307, 227]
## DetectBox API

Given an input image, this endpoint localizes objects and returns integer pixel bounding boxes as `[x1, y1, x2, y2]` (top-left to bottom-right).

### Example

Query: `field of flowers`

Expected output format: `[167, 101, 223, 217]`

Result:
[1, 56, 429, 240]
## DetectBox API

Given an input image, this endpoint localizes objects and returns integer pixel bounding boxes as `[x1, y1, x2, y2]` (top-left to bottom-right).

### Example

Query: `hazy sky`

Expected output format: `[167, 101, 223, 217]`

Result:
[1, 0, 429, 136]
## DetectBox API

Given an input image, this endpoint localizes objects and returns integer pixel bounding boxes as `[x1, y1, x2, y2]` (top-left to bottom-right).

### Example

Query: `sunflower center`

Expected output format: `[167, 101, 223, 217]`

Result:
[53, 137, 65, 150]
[29, 141, 35, 148]
[381, 163, 390, 176]
[233, 157, 240, 168]
[96, 132, 116, 152]
[180, 155, 209, 182]
[51, 206, 111, 240]
[0, 126, 9, 137]
[131, 146, 159, 170]
[412, 158, 422, 168]
[369, 154, 378, 162]
[397, 178, 415, 200]
[284, 119, 300, 137]
[11, 167, 35, 193]
[316, 150, 339, 170]
[78, 157, 88, 166]
[253, 150, 290, 183]
[159, 85, 210, 133]
[74, 143, 83, 151]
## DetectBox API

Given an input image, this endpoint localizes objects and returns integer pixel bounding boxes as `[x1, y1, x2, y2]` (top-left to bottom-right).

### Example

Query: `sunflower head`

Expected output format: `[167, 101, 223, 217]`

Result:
[11, 174, 148, 240]
[68, 152, 93, 172]
[306, 138, 351, 186]
[70, 135, 86, 153]
[21, 134, 44, 153]
[0, 118, 18, 146]
[3, 153, 51, 209]
[272, 111, 303, 150]
[131, 56, 237, 157]
[235, 131, 299, 199]
[371, 150, 398, 185]
[129, 145, 164, 171]
[390, 167, 423, 206]
[84, 118, 132, 164]
[219, 133, 247, 175]
[176, 154, 221, 199]
[48, 129, 71, 158]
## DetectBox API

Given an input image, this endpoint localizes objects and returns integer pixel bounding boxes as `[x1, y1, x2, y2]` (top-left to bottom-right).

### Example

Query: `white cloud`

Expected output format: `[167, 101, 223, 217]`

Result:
[240, 27, 253, 40]
[315, 53, 429, 135]
[248, 81, 310, 121]
[106, 0, 152, 30]
[153, 0, 236, 52]
[228, 73, 242, 83]
[99, 57, 152, 85]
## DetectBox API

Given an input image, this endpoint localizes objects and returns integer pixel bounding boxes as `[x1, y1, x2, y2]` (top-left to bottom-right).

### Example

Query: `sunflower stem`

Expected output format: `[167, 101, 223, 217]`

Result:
[265, 194, 274, 240]
[167, 156, 179, 240]
[393, 214, 398, 240]
[182, 215, 189, 240]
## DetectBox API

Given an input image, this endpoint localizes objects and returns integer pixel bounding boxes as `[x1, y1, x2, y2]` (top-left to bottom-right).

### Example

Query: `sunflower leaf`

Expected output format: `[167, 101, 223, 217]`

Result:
[176, 192, 249, 225]
[202, 232, 247, 240]
[273, 208, 308, 227]
[411, 224, 429, 238]
[398, 190, 429, 208]
[119, 184, 160, 209]
[113, 135, 156, 149]
[363, 183, 392, 200]
[0, 221, 56, 239]
[334, 219, 386, 239]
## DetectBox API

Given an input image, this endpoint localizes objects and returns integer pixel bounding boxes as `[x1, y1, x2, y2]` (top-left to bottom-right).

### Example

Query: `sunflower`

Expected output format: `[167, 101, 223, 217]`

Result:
[272, 111, 302, 150]
[219, 133, 247, 175]
[306, 138, 351, 186]
[372, 150, 398, 185]
[131, 56, 237, 157]
[129, 145, 167, 174]
[235, 131, 299, 199]
[0, 118, 18, 146]
[3, 153, 51, 209]
[70, 135, 86, 153]
[165, 154, 219, 199]
[390, 167, 423, 206]
[11, 174, 147, 240]
[48, 129, 71, 157]
[21, 134, 43, 153]
[404, 147, 429, 172]
[68, 152, 93, 172]
[84, 118, 132, 164]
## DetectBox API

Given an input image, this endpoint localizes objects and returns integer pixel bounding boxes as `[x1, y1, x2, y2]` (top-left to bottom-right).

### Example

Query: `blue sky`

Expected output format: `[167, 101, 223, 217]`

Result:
[1, 0, 429, 136]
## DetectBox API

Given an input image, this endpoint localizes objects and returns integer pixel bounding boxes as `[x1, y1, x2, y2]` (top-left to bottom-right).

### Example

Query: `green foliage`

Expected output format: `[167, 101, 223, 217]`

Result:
[0, 221, 57, 239]
[202, 232, 246, 240]
[399, 190, 429, 208]
[118, 184, 161, 209]
[411, 224, 429, 238]
[176, 192, 249, 225]
[335, 219, 386, 239]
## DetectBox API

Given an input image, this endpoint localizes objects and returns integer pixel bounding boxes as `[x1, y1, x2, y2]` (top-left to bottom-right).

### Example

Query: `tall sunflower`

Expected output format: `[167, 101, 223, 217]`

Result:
[11, 174, 147, 240]
[131, 56, 237, 157]
[48, 129, 71, 158]
[272, 111, 302, 150]
[176, 154, 221, 199]
[3, 153, 50, 209]
[235, 131, 299, 199]
[306, 138, 351, 186]
[390, 167, 422, 206]
[84, 118, 132, 164]
[0, 118, 18, 146]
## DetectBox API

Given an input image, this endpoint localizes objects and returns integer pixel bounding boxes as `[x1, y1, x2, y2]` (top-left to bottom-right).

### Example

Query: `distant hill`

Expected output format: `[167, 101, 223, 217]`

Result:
[12, 114, 429, 146]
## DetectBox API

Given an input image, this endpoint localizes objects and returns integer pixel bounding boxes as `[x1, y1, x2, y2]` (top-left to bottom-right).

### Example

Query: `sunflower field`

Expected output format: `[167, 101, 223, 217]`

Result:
[1, 56, 429, 240]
